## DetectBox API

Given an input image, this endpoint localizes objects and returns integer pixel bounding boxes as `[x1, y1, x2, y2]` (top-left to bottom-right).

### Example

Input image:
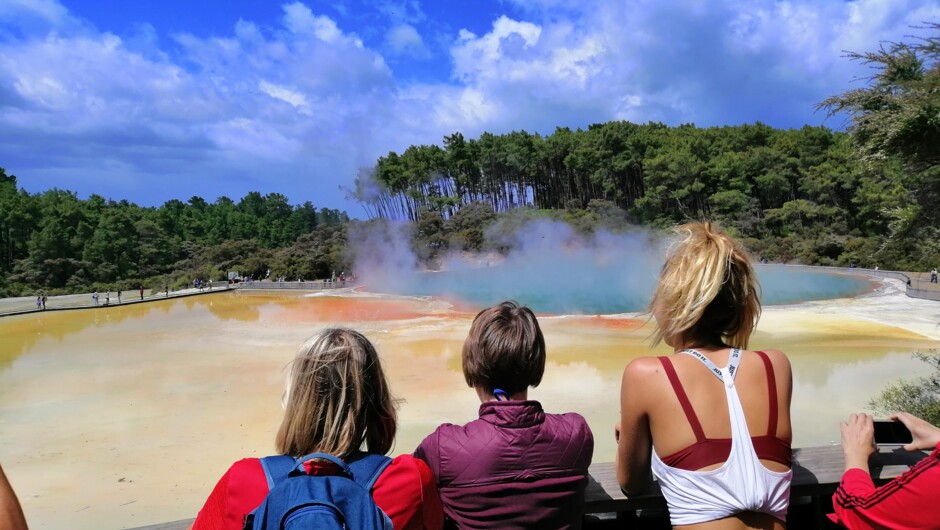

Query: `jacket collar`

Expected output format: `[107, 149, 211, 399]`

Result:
[478, 400, 545, 428]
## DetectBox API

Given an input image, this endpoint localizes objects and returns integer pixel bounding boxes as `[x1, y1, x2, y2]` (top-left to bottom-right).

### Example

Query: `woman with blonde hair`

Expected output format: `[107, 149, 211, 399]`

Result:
[192, 328, 443, 530]
[616, 222, 793, 529]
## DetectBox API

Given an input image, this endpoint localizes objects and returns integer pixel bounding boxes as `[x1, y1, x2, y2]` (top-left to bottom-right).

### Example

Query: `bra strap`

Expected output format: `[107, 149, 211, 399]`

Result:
[754, 350, 778, 437]
[658, 357, 706, 442]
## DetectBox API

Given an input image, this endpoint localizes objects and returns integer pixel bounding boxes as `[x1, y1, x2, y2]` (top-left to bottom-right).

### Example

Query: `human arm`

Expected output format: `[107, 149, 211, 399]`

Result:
[827, 413, 880, 527]
[889, 412, 940, 452]
[192, 459, 268, 530]
[616, 358, 654, 495]
[412, 430, 441, 481]
[0, 463, 28, 530]
[829, 415, 940, 529]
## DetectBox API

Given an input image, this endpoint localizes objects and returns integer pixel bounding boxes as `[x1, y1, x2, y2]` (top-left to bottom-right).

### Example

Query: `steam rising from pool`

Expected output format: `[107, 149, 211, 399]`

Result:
[350, 220, 869, 314]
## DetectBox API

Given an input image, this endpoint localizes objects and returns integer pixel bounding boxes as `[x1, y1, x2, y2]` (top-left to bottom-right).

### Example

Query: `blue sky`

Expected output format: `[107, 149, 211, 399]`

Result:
[1, 0, 938, 215]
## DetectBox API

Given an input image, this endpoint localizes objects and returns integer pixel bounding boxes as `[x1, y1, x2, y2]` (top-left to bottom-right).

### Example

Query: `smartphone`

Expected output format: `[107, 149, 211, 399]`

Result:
[873, 419, 913, 445]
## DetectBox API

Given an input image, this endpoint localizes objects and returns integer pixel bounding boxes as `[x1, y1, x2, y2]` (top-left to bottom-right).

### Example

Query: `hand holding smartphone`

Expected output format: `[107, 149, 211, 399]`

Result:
[873, 419, 914, 446]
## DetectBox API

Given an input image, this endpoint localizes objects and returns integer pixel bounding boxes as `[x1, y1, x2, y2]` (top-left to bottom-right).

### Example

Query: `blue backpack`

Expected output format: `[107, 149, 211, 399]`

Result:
[243, 452, 393, 530]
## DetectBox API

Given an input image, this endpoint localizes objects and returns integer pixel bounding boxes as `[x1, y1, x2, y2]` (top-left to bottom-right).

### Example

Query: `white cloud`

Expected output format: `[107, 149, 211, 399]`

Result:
[429, 0, 940, 133]
[0, 0, 73, 29]
[385, 23, 428, 58]
[259, 80, 310, 110]
[452, 17, 543, 82]
[0, 2, 402, 207]
[282, 1, 346, 44]
[1, 0, 939, 212]
[435, 15, 615, 133]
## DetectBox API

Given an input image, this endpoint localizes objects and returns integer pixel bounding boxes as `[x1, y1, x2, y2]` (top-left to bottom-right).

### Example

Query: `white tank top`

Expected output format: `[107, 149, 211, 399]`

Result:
[650, 349, 792, 525]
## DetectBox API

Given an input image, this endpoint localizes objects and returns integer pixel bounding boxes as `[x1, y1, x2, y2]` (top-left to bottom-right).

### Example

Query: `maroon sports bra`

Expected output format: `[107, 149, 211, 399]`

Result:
[658, 350, 792, 471]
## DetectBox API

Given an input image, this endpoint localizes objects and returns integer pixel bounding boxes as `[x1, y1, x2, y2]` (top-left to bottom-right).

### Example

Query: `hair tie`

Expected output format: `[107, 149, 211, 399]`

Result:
[493, 389, 509, 401]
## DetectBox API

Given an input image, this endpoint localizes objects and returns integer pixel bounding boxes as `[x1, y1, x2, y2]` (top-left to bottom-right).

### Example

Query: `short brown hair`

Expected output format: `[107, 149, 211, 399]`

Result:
[462, 301, 546, 395]
[275, 328, 397, 458]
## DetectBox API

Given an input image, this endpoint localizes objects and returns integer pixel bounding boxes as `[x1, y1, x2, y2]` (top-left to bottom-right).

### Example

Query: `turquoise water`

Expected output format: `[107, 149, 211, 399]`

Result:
[356, 221, 871, 314]
[380, 261, 869, 314]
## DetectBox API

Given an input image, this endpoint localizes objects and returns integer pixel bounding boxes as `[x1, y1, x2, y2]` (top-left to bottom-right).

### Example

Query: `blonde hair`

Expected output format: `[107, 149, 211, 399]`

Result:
[650, 222, 761, 349]
[275, 328, 397, 458]
[462, 301, 546, 395]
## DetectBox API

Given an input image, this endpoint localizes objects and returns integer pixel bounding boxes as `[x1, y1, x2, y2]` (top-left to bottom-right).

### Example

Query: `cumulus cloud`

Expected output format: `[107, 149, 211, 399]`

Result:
[0, 0, 937, 211]
[0, 0, 76, 34]
[0, 1, 403, 206]
[385, 23, 428, 58]
[282, 2, 347, 44]
[436, 0, 940, 134]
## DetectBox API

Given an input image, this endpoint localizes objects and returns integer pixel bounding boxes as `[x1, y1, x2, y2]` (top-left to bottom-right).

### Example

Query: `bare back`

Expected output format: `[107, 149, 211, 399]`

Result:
[648, 348, 792, 467]
[642, 348, 792, 530]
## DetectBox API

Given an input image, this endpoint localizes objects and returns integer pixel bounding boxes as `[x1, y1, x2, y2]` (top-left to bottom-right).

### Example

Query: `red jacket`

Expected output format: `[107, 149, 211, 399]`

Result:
[828, 443, 940, 529]
[192, 454, 443, 530]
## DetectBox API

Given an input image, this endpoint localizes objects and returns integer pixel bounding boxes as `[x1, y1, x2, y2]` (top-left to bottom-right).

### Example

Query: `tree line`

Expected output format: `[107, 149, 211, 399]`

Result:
[0, 177, 351, 296]
[0, 118, 932, 298]
[354, 121, 933, 270]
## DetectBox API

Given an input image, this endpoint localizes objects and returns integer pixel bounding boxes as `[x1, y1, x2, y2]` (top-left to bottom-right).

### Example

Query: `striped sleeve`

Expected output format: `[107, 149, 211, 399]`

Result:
[828, 444, 940, 529]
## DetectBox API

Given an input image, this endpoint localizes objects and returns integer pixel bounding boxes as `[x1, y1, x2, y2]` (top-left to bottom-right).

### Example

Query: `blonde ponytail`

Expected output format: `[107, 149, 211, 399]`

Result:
[649, 222, 760, 349]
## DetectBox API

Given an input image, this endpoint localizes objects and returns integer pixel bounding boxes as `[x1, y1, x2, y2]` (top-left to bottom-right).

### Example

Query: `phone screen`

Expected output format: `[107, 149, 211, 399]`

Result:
[873, 420, 913, 445]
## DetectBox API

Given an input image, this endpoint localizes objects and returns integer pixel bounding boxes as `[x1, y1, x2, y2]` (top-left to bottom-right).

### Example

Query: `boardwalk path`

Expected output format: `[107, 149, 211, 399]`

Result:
[0, 284, 233, 317]
[0, 279, 362, 317]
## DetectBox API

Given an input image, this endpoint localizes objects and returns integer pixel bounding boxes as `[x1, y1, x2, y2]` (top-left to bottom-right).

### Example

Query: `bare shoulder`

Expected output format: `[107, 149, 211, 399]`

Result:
[755, 348, 791, 370]
[750, 348, 792, 394]
[621, 357, 667, 403]
[622, 356, 664, 382]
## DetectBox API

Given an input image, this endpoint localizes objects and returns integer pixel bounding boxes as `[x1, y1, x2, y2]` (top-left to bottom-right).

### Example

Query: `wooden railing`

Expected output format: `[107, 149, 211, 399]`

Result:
[583, 445, 926, 526]
[235, 279, 357, 290]
[129, 445, 926, 530]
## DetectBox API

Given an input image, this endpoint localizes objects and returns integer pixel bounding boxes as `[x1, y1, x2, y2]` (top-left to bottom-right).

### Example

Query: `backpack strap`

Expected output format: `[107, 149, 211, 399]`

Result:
[285, 452, 393, 490]
[258, 455, 297, 490]
[293, 453, 352, 475]
[346, 452, 393, 490]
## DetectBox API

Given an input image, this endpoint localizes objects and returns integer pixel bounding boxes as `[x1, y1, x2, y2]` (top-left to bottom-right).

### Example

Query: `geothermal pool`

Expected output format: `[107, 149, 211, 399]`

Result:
[1, 275, 938, 529]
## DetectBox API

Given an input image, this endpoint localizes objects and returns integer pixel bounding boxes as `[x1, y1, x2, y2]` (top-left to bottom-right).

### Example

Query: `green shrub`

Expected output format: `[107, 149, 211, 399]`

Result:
[869, 350, 940, 425]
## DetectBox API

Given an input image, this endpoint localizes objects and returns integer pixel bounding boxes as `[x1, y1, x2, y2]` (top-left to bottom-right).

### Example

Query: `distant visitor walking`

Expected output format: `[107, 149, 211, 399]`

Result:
[932, 268, 938, 284]
[139, 285, 144, 300]
[92, 291, 99, 306]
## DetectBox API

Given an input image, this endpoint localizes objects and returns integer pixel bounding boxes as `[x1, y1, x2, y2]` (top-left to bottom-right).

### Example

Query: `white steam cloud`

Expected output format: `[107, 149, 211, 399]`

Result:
[346, 218, 873, 315]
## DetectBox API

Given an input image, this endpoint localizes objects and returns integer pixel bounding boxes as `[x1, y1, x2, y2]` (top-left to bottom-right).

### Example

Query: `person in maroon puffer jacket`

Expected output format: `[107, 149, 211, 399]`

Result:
[414, 301, 595, 530]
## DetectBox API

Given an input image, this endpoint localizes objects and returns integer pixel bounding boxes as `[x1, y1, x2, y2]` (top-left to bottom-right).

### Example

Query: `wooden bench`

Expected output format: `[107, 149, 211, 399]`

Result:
[131, 446, 926, 530]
